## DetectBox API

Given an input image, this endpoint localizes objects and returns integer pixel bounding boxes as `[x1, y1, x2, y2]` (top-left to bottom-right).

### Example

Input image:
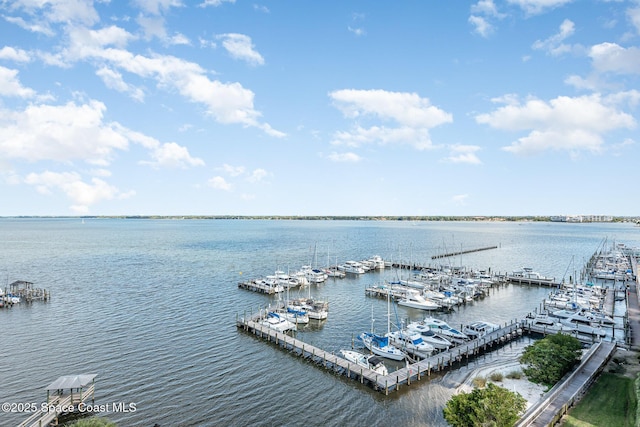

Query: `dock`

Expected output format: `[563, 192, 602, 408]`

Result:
[507, 276, 560, 287]
[18, 375, 97, 427]
[237, 312, 526, 395]
[238, 280, 279, 294]
[431, 245, 498, 259]
[1, 280, 50, 307]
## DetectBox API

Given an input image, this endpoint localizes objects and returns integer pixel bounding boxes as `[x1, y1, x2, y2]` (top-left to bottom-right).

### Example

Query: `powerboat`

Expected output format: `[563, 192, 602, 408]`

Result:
[404, 322, 452, 350]
[386, 330, 434, 359]
[420, 317, 469, 343]
[397, 290, 441, 311]
[340, 349, 388, 375]
[463, 321, 500, 339]
[338, 261, 366, 274]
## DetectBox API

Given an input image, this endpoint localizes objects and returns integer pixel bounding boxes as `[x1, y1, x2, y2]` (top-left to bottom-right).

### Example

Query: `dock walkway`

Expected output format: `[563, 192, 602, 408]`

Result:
[237, 313, 524, 394]
[516, 341, 616, 427]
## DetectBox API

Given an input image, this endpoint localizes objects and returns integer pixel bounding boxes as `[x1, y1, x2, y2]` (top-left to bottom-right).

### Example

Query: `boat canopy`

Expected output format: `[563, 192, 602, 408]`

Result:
[46, 374, 97, 390]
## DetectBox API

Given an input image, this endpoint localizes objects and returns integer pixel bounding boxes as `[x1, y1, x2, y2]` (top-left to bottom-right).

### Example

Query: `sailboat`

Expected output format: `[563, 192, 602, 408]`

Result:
[358, 291, 405, 361]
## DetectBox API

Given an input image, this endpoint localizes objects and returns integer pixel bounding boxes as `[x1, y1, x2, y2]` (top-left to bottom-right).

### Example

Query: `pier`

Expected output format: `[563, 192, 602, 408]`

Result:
[431, 245, 498, 259]
[237, 312, 526, 395]
[508, 276, 560, 287]
[1, 280, 50, 308]
[18, 375, 96, 427]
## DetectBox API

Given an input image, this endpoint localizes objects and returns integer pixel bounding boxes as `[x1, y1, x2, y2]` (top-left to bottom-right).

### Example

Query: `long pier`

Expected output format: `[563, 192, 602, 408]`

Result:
[431, 245, 498, 259]
[236, 313, 525, 395]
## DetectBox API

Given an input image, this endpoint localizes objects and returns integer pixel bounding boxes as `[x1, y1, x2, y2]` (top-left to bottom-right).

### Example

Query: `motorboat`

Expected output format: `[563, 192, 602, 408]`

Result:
[337, 261, 366, 274]
[397, 290, 441, 311]
[404, 322, 452, 350]
[358, 332, 406, 361]
[420, 317, 469, 343]
[463, 321, 500, 339]
[522, 313, 578, 334]
[340, 349, 388, 375]
[259, 312, 297, 332]
[551, 308, 614, 326]
[386, 330, 434, 359]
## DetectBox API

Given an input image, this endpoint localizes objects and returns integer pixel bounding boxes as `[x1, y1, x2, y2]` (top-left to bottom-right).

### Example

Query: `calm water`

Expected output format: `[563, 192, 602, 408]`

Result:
[1, 219, 638, 427]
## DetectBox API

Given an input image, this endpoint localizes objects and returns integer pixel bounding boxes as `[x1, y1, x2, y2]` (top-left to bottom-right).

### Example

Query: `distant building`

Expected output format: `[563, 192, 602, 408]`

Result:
[549, 215, 614, 223]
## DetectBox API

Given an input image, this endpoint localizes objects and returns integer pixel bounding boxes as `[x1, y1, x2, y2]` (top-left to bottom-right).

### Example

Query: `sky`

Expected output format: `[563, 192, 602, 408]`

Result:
[0, 0, 639, 217]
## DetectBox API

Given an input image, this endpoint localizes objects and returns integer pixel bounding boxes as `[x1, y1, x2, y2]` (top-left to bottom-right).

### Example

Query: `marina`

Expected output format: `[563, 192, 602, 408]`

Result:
[2, 219, 640, 427]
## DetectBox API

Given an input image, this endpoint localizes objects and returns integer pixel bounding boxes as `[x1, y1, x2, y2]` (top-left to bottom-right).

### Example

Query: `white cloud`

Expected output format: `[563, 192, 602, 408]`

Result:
[0, 66, 36, 98]
[220, 164, 245, 177]
[217, 33, 265, 66]
[532, 19, 576, 56]
[589, 42, 640, 75]
[348, 26, 366, 36]
[208, 176, 232, 191]
[0, 100, 128, 165]
[329, 89, 452, 150]
[443, 145, 482, 164]
[24, 171, 134, 213]
[628, 6, 640, 35]
[327, 152, 362, 163]
[247, 168, 268, 182]
[199, 0, 236, 7]
[96, 66, 145, 101]
[0, 46, 31, 62]
[59, 27, 283, 137]
[469, 15, 494, 38]
[143, 142, 205, 169]
[476, 94, 636, 155]
[507, 0, 574, 16]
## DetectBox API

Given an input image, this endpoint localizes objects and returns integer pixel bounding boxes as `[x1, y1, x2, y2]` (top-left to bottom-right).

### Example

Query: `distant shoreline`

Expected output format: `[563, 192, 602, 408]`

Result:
[2, 215, 639, 223]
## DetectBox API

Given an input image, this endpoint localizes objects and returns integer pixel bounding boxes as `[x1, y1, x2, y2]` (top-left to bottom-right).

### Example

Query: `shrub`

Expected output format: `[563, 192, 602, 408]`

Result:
[506, 370, 523, 379]
[490, 372, 504, 382]
[472, 376, 487, 388]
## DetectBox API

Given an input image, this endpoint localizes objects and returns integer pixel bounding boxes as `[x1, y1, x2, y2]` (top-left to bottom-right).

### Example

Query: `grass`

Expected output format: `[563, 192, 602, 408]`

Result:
[561, 373, 636, 427]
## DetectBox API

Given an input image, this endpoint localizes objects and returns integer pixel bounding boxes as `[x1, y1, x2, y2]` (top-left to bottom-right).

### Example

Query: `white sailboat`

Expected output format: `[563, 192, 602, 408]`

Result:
[358, 292, 405, 361]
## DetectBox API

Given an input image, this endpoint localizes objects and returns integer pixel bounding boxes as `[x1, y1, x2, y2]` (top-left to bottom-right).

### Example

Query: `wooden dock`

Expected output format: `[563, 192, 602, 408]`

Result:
[507, 276, 560, 287]
[238, 280, 280, 294]
[18, 375, 96, 427]
[431, 245, 498, 260]
[236, 313, 525, 394]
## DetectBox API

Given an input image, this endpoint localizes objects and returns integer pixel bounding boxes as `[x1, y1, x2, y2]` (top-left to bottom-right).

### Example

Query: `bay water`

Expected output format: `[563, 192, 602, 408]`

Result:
[1, 219, 638, 426]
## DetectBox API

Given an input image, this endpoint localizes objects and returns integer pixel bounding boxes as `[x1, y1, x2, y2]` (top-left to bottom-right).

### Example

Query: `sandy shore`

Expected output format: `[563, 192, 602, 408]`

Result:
[450, 359, 547, 409]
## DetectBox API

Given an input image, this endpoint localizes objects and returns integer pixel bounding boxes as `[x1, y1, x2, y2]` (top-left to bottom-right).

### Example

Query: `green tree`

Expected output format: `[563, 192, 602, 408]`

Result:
[519, 333, 582, 387]
[443, 383, 527, 427]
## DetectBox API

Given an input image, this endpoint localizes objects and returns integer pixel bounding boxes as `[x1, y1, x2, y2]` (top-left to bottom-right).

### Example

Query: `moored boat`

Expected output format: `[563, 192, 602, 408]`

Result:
[340, 349, 388, 375]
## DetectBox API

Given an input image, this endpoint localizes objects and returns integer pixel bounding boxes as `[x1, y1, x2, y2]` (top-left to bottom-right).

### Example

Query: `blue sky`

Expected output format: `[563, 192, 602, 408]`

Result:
[1, 0, 639, 216]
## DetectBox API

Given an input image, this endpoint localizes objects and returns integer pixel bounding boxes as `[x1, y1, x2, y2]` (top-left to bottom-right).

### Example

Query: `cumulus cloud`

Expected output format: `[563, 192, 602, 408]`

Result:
[24, 171, 134, 213]
[143, 142, 205, 169]
[247, 168, 268, 182]
[476, 94, 636, 155]
[329, 89, 452, 151]
[442, 145, 482, 164]
[217, 33, 265, 66]
[589, 42, 640, 75]
[208, 176, 232, 191]
[469, 15, 494, 38]
[96, 66, 145, 101]
[327, 152, 362, 163]
[0, 46, 31, 62]
[0, 66, 36, 98]
[199, 0, 236, 7]
[532, 19, 576, 56]
[507, 0, 573, 16]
